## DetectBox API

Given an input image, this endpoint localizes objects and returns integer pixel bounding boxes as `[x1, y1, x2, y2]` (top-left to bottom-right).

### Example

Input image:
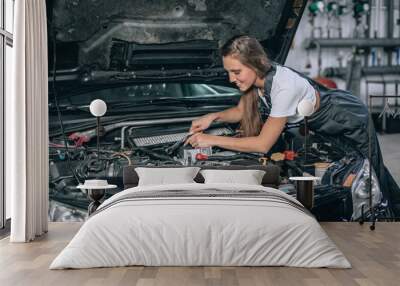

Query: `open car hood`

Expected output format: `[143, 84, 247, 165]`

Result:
[47, 0, 307, 84]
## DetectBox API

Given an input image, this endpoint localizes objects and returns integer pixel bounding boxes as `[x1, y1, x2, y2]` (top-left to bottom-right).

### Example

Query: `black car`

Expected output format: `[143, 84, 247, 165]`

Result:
[46, 0, 388, 222]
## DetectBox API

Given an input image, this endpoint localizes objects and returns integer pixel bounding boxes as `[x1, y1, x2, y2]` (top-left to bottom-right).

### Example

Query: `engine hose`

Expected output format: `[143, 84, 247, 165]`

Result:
[76, 154, 99, 178]
[206, 153, 259, 161]
[111, 152, 132, 166]
[86, 158, 106, 173]
[136, 147, 178, 162]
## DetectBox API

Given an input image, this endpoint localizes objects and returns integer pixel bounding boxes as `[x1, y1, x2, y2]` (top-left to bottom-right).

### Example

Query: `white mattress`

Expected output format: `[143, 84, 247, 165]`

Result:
[50, 183, 351, 269]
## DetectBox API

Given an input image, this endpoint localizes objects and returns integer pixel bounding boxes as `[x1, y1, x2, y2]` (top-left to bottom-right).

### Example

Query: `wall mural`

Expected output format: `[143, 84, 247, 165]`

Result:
[47, 0, 399, 223]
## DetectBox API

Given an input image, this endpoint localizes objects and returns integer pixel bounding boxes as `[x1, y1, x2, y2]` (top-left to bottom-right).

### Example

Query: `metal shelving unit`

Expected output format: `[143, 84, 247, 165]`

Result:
[366, 80, 400, 133]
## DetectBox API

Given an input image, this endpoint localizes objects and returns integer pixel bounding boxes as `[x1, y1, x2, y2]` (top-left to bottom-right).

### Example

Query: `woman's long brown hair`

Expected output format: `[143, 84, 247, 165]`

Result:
[220, 35, 271, 137]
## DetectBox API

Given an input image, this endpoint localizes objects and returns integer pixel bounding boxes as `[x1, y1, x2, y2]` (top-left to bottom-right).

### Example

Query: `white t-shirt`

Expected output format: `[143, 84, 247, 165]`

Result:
[259, 65, 316, 123]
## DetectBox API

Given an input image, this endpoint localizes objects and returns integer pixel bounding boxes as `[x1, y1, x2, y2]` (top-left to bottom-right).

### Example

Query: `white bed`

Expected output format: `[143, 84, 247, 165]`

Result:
[50, 183, 351, 269]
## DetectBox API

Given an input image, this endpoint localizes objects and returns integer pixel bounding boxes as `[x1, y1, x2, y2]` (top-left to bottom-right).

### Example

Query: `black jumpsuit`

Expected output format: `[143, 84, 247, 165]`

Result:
[258, 62, 400, 215]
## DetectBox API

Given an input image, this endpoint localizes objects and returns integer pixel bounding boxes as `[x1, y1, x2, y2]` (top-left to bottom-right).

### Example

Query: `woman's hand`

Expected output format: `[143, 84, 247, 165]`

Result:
[185, 133, 216, 148]
[189, 113, 217, 133]
[184, 117, 287, 153]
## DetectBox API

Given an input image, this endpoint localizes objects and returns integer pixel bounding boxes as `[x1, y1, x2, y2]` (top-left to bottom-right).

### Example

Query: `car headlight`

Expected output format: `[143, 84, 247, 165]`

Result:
[351, 159, 382, 220]
[49, 200, 87, 222]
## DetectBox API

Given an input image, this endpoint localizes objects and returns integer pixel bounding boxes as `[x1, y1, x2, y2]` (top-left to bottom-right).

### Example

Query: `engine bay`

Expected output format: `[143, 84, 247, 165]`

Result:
[49, 116, 388, 222]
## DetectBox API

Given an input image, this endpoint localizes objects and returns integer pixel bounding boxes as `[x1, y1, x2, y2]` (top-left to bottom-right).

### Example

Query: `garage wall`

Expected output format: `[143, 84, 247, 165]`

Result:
[286, 0, 400, 105]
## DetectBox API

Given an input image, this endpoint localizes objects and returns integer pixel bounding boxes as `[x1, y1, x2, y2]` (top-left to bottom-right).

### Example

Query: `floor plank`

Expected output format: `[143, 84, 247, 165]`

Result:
[0, 222, 399, 286]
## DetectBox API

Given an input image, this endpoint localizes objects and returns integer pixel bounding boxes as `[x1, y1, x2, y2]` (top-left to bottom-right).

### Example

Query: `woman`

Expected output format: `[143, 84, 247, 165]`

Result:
[186, 35, 400, 215]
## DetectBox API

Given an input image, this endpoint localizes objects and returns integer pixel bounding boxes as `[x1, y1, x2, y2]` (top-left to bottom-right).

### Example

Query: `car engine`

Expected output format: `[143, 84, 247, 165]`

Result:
[48, 115, 390, 223]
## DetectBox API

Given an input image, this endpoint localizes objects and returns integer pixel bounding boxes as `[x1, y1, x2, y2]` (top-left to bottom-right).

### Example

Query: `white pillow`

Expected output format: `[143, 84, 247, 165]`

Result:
[200, 169, 266, 185]
[135, 167, 200, 186]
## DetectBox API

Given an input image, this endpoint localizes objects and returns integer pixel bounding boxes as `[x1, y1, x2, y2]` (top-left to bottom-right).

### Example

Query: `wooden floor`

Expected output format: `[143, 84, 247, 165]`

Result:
[0, 222, 399, 286]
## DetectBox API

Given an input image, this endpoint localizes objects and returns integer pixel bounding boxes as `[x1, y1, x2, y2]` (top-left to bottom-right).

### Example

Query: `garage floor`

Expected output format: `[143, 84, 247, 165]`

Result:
[378, 133, 400, 185]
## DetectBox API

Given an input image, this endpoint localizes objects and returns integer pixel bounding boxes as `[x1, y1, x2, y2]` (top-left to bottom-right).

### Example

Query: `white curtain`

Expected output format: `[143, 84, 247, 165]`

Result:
[8, 0, 48, 242]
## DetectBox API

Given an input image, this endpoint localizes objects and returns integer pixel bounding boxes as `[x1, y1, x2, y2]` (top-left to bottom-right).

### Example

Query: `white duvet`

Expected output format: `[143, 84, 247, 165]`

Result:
[50, 183, 351, 269]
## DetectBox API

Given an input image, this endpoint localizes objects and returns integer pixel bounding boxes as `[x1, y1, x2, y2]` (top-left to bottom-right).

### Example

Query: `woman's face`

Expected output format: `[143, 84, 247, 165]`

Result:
[223, 55, 258, 92]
